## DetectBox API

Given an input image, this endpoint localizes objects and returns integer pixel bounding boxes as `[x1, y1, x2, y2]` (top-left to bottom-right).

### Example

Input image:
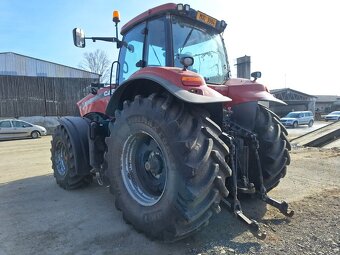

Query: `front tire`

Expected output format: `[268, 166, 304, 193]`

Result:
[51, 125, 92, 189]
[31, 131, 40, 139]
[105, 94, 231, 241]
[308, 120, 314, 127]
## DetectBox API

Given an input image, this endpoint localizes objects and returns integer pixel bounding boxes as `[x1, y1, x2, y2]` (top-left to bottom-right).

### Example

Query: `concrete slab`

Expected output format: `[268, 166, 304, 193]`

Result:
[290, 121, 340, 147]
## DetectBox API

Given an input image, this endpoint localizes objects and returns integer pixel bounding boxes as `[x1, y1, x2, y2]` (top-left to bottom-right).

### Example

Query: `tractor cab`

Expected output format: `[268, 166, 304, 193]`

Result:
[117, 3, 230, 85]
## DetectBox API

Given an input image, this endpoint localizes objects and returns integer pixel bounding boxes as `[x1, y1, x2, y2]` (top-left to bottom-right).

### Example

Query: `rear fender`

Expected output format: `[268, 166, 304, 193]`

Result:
[106, 70, 231, 117]
[226, 84, 286, 107]
[58, 117, 91, 176]
[210, 79, 286, 107]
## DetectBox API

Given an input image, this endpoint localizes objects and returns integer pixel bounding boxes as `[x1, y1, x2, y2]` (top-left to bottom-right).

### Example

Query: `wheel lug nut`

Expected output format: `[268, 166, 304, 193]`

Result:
[145, 162, 151, 171]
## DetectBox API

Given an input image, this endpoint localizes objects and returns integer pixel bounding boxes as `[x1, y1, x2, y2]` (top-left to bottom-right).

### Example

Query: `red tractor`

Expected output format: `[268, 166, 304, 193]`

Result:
[51, 3, 293, 241]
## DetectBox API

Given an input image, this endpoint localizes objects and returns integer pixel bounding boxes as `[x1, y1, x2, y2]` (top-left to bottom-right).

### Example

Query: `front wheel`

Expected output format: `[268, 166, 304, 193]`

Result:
[293, 121, 298, 128]
[105, 94, 231, 241]
[31, 131, 40, 139]
[308, 120, 314, 127]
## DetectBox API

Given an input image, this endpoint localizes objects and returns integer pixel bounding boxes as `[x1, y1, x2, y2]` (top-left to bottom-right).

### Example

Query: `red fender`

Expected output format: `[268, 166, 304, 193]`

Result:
[77, 87, 113, 117]
[209, 78, 286, 107]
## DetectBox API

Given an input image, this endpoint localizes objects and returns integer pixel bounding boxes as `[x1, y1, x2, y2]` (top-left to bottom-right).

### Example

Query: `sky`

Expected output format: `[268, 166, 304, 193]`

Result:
[0, 0, 339, 96]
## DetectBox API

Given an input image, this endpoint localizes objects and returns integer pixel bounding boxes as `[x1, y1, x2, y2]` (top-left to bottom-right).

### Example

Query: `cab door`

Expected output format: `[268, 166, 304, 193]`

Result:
[144, 17, 167, 67]
[117, 17, 168, 84]
[117, 22, 146, 84]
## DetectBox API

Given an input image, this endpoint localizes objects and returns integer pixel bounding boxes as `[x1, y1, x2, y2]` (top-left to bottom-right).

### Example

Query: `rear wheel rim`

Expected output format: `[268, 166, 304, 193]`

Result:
[55, 141, 67, 176]
[121, 132, 167, 206]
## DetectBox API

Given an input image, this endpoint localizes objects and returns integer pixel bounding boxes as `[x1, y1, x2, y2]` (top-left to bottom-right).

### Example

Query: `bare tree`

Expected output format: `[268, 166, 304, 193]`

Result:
[79, 49, 110, 82]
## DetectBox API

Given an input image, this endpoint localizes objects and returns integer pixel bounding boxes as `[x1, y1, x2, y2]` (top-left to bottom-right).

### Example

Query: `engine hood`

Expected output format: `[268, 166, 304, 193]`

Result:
[224, 78, 262, 86]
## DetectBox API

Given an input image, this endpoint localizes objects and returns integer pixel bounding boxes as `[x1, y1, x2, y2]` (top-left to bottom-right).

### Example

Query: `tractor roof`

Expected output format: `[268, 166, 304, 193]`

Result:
[121, 3, 227, 35]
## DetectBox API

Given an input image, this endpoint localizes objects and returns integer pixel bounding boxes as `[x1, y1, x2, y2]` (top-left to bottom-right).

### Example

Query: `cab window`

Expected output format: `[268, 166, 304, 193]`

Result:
[118, 23, 146, 83]
[145, 18, 166, 66]
[171, 16, 229, 84]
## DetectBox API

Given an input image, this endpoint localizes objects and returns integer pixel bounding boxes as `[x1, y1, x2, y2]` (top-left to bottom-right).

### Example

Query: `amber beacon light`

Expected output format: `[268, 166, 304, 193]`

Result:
[112, 10, 120, 23]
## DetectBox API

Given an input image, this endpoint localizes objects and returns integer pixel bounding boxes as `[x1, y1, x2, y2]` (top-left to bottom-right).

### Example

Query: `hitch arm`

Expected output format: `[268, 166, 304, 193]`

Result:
[221, 198, 266, 240]
[220, 133, 266, 240]
[260, 194, 294, 217]
[251, 135, 294, 217]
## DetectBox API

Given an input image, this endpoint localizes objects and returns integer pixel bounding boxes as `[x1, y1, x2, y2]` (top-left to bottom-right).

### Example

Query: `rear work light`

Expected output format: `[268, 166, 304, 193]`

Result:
[177, 3, 190, 13]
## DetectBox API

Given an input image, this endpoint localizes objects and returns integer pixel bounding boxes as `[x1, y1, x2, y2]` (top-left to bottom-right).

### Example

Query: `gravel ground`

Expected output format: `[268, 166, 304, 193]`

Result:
[187, 188, 340, 255]
[0, 137, 339, 255]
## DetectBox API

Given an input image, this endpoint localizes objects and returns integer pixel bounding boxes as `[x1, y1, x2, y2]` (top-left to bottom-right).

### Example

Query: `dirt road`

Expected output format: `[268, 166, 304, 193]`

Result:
[0, 137, 339, 255]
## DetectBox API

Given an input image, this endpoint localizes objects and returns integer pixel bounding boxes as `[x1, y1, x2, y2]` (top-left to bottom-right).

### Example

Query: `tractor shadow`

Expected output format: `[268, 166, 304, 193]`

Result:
[0, 175, 292, 255]
[171, 194, 293, 254]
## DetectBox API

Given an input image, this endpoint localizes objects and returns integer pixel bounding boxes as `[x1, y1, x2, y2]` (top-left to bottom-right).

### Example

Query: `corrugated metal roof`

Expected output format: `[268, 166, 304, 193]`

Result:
[0, 52, 100, 79]
[271, 88, 317, 98]
[315, 95, 340, 102]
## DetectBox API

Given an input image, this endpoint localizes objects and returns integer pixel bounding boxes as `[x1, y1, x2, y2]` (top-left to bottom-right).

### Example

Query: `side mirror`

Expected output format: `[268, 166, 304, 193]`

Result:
[72, 28, 86, 48]
[251, 71, 261, 81]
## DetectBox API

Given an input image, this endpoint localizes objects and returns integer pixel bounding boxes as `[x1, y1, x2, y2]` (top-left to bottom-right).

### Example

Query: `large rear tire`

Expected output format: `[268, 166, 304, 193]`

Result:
[105, 93, 231, 241]
[250, 105, 291, 191]
[51, 125, 92, 189]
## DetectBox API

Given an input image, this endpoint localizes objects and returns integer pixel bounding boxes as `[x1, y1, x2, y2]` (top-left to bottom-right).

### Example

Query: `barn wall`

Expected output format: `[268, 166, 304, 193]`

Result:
[0, 75, 98, 117]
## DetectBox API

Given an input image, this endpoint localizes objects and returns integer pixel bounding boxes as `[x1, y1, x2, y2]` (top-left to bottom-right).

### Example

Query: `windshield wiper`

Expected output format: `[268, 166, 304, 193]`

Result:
[179, 27, 194, 54]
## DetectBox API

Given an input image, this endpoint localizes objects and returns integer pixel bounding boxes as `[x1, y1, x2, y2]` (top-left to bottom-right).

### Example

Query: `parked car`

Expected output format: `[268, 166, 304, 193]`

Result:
[0, 119, 47, 140]
[324, 111, 340, 121]
[280, 111, 314, 128]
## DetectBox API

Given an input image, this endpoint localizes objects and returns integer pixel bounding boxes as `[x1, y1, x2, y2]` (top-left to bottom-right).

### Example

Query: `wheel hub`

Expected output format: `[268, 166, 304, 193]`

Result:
[121, 133, 167, 206]
[55, 142, 67, 176]
[144, 152, 163, 177]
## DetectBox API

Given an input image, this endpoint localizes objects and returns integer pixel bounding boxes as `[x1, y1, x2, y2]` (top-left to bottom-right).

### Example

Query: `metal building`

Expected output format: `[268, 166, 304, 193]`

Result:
[0, 52, 99, 79]
[270, 88, 317, 117]
[236, 55, 251, 79]
[0, 52, 100, 117]
[315, 95, 340, 113]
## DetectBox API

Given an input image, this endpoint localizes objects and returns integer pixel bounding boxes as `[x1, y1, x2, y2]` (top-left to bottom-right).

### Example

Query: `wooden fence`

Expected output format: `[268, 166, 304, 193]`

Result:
[0, 76, 98, 117]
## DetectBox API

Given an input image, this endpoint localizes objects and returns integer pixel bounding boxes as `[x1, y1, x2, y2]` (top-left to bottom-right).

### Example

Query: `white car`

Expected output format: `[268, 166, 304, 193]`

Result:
[0, 119, 47, 140]
[280, 111, 314, 128]
[324, 111, 340, 121]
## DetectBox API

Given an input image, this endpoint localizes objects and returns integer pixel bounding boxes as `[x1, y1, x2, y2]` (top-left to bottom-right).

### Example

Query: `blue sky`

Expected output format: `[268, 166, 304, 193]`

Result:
[1, 0, 339, 95]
